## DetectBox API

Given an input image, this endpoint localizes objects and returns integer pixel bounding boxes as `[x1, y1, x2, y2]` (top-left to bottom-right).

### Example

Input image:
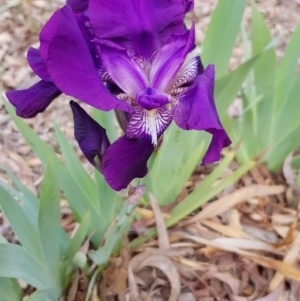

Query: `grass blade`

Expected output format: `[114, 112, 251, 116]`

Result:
[0, 235, 7, 244]
[95, 171, 123, 226]
[89, 204, 133, 265]
[275, 22, 300, 112]
[38, 163, 61, 281]
[62, 212, 90, 265]
[0, 244, 53, 289]
[0, 185, 44, 262]
[92, 109, 117, 142]
[0, 278, 22, 301]
[202, 0, 247, 78]
[54, 123, 98, 207]
[215, 54, 260, 118]
[147, 124, 208, 204]
[0, 163, 38, 209]
[170, 150, 235, 217]
[267, 73, 300, 170]
[251, 2, 277, 149]
[3, 97, 107, 246]
[0, 178, 38, 225]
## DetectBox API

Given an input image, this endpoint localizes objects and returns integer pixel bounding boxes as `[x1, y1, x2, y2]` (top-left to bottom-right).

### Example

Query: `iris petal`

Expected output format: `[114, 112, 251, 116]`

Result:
[150, 25, 195, 91]
[6, 81, 61, 118]
[169, 47, 204, 92]
[39, 5, 132, 113]
[126, 107, 172, 145]
[102, 136, 154, 191]
[27, 47, 51, 82]
[98, 41, 148, 98]
[173, 65, 231, 164]
[88, 0, 193, 59]
[70, 101, 110, 171]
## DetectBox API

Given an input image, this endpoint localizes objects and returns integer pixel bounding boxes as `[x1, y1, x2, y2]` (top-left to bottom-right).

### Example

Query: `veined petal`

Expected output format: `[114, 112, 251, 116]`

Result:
[88, 0, 193, 59]
[150, 26, 195, 91]
[98, 41, 148, 98]
[39, 5, 132, 113]
[27, 47, 51, 82]
[168, 46, 204, 92]
[173, 65, 231, 164]
[126, 107, 172, 146]
[70, 101, 110, 171]
[102, 136, 154, 191]
[6, 81, 61, 118]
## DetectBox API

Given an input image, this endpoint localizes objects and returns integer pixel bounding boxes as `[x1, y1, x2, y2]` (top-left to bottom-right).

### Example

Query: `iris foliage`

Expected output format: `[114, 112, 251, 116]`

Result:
[230, 2, 300, 171]
[1, 0, 300, 300]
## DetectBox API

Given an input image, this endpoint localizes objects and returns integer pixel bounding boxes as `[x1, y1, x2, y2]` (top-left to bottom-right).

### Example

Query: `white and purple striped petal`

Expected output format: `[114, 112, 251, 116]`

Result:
[169, 46, 204, 93]
[126, 107, 172, 146]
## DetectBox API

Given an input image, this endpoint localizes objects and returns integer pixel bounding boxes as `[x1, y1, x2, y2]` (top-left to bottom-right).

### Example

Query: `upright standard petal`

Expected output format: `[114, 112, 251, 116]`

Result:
[70, 101, 110, 171]
[173, 65, 231, 164]
[102, 136, 154, 191]
[88, 0, 193, 58]
[27, 47, 51, 82]
[150, 26, 195, 91]
[39, 6, 132, 113]
[98, 41, 148, 98]
[6, 81, 61, 118]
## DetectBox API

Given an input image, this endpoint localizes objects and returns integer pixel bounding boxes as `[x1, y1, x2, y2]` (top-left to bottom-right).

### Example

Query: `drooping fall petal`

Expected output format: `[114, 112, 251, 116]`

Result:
[39, 5, 132, 113]
[6, 81, 61, 118]
[102, 136, 154, 191]
[173, 65, 231, 164]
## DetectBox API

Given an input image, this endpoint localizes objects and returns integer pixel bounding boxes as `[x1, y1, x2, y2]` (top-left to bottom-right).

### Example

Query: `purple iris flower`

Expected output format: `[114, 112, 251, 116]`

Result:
[6, 0, 231, 191]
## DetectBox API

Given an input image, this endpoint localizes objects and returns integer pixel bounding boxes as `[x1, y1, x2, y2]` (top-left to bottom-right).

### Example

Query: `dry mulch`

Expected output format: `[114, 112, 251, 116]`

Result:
[1, 0, 300, 300]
